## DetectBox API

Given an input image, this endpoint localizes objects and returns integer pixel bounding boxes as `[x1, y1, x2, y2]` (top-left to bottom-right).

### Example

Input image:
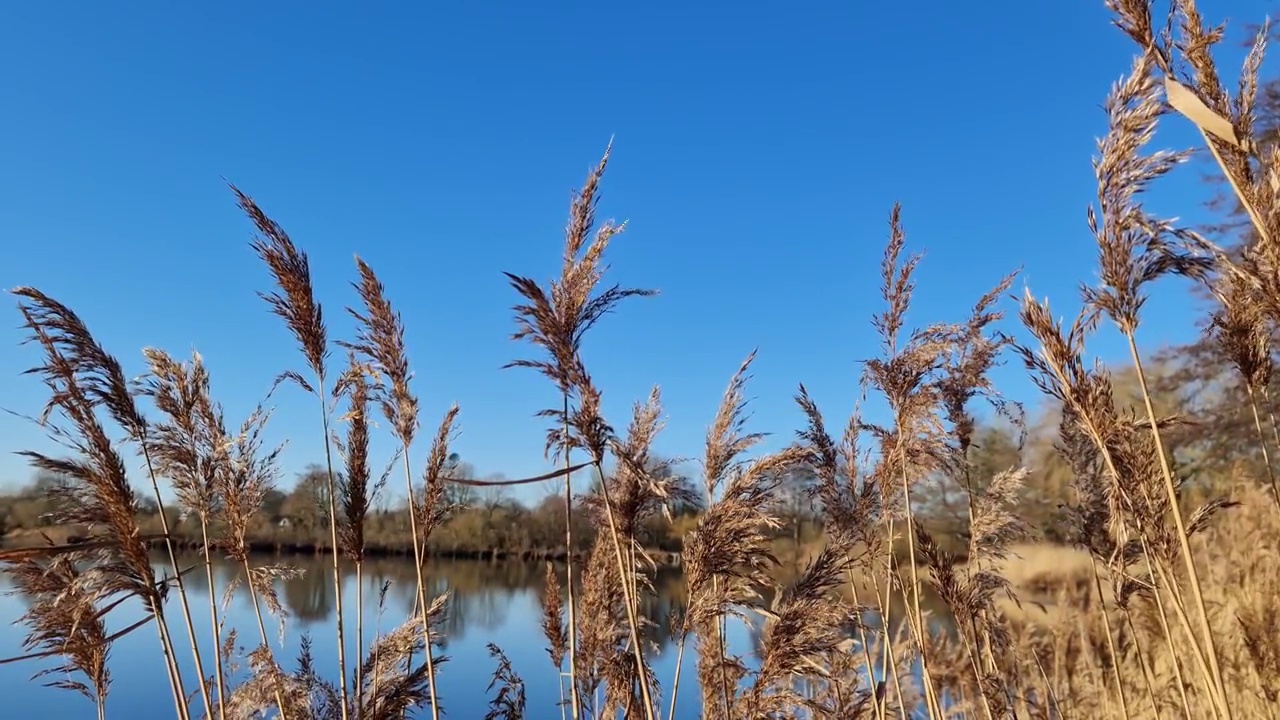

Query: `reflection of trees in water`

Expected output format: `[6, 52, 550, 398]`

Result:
[150, 554, 958, 663]
[174, 553, 693, 653]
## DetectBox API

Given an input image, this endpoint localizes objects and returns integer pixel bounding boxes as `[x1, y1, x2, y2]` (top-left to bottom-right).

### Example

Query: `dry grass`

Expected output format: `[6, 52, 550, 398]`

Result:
[10, 2, 1280, 718]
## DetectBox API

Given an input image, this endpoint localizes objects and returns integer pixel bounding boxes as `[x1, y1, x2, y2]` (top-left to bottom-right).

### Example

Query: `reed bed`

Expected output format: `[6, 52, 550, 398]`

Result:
[7, 1, 1280, 717]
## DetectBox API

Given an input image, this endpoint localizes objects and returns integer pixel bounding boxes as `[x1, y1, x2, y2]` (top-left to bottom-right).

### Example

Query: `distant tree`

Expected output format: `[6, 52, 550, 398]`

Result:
[134, 495, 160, 516]
[261, 488, 287, 519]
[443, 455, 477, 510]
[774, 466, 818, 544]
[916, 423, 1024, 538]
[282, 465, 332, 536]
[29, 470, 75, 497]
[479, 476, 510, 513]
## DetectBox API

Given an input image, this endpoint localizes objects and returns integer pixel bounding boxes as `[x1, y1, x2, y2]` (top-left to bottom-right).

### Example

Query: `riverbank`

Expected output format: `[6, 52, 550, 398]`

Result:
[0, 525, 685, 566]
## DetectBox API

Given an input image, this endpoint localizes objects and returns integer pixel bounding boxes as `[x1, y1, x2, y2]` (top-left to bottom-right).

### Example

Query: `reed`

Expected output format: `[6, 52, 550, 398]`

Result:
[239, 185, 354, 719]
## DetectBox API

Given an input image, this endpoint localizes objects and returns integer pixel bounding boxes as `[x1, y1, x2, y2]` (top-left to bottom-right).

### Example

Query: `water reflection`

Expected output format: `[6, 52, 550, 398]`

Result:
[156, 554, 690, 651]
[0, 552, 952, 718]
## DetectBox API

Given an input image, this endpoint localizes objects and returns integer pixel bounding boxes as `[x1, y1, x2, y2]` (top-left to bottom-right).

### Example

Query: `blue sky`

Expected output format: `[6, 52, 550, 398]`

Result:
[0, 1, 1268, 502]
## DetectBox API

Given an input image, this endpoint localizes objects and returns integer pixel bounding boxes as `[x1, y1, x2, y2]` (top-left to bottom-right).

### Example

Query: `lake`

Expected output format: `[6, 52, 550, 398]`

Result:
[0, 553, 944, 718]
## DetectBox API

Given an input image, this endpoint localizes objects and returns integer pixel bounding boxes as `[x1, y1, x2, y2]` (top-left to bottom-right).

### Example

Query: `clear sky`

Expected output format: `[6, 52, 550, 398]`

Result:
[0, 1, 1269, 502]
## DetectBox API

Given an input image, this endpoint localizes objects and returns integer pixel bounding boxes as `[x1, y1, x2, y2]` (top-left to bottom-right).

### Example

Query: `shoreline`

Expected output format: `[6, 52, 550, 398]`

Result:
[0, 529, 685, 567]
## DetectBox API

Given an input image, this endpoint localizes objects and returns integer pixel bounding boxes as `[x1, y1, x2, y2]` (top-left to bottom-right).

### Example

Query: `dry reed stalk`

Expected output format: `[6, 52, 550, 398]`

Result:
[334, 354, 390, 719]
[1204, 258, 1280, 504]
[484, 643, 527, 720]
[858, 208, 957, 718]
[236, 184, 353, 719]
[539, 562, 570, 720]
[4, 553, 113, 720]
[12, 287, 195, 720]
[357, 594, 448, 720]
[1075, 40, 1230, 716]
[216, 400, 294, 719]
[594, 388, 697, 718]
[341, 254, 451, 720]
[675, 352, 808, 719]
[54, 329, 217, 720]
[569, 372, 660, 720]
[504, 141, 656, 720]
[794, 386, 905, 719]
[364, 580, 393, 718]
[740, 545, 857, 718]
[1017, 293, 1233, 718]
[141, 347, 234, 720]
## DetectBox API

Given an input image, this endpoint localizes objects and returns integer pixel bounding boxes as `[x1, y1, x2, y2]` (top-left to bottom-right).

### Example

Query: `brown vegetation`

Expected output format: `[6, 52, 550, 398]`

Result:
[9, 2, 1280, 718]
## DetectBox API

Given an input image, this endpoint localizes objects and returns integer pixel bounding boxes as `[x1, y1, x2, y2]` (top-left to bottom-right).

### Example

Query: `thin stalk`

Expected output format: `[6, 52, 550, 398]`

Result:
[1028, 649, 1063, 720]
[848, 576, 886, 720]
[1124, 335, 1230, 719]
[201, 515, 229, 719]
[1123, 610, 1161, 720]
[666, 634, 687, 720]
[874, 524, 908, 720]
[560, 394, 583, 720]
[1151, 558, 1224, 718]
[896, 474, 942, 719]
[1245, 384, 1280, 506]
[714, 575, 733, 719]
[315, 385, 351, 720]
[1262, 386, 1280, 452]
[371, 587, 388, 720]
[355, 561, 364, 720]
[1044, 346, 1219, 718]
[1090, 566, 1130, 720]
[242, 559, 290, 720]
[400, 452, 442, 720]
[151, 605, 190, 720]
[591, 459, 657, 720]
[1142, 551, 1191, 720]
[964, 616, 996, 720]
[139, 445, 215, 720]
[1086, 555, 1131, 720]
[558, 671, 569, 720]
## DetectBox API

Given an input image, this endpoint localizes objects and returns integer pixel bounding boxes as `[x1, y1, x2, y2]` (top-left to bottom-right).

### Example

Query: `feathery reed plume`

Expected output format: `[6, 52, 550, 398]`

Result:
[356, 612, 437, 720]
[741, 545, 856, 719]
[12, 289, 213, 719]
[930, 269, 1024, 718]
[4, 553, 112, 720]
[13, 287, 193, 720]
[504, 142, 657, 720]
[858, 208, 954, 718]
[573, 536, 626, 718]
[918, 467, 1031, 718]
[1017, 289, 1238, 718]
[1205, 256, 1280, 503]
[674, 352, 806, 720]
[292, 635, 342, 718]
[236, 183, 353, 717]
[141, 347, 233, 718]
[586, 386, 699, 714]
[484, 644, 526, 720]
[540, 561, 569, 718]
[333, 353, 387, 718]
[541, 562, 568, 669]
[794, 386, 896, 718]
[214, 400, 295, 718]
[340, 255, 448, 720]
[1078, 45, 1229, 716]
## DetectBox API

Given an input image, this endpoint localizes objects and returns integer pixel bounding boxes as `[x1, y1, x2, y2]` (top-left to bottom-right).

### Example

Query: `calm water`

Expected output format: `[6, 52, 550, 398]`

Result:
[0, 553, 944, 718]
